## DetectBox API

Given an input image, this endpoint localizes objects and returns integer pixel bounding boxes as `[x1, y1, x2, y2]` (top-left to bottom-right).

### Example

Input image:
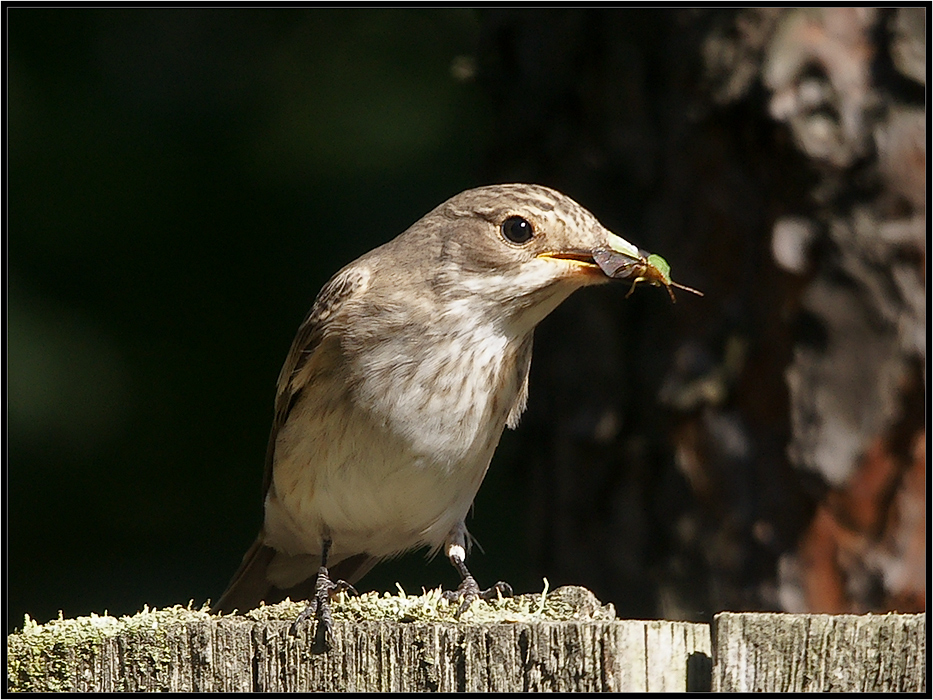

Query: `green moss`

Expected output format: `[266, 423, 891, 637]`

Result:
[7, 585, 614, 691]
[6, 603, 212, 693]
[237, 581, 615, 626]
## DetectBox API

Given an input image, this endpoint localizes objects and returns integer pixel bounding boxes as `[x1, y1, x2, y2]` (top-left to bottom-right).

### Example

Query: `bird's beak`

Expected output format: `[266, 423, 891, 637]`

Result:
[536, 231, 643, 280]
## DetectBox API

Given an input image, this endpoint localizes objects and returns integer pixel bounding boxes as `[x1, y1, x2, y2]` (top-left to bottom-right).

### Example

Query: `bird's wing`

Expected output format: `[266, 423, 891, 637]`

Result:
[505, 336, 533, 429]
[213, 264, 370, 615]
[261, 264, 370, 496]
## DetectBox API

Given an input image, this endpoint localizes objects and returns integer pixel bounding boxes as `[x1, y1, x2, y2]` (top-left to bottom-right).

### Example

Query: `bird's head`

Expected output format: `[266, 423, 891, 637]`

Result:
[402, 183, 646, 334]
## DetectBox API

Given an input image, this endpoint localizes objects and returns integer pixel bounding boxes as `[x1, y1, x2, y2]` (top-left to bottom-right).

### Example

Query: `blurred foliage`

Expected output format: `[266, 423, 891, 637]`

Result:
[8, 8, 509, 629]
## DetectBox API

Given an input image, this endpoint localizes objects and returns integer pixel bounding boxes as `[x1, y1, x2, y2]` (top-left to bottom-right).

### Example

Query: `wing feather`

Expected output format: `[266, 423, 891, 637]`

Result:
[506, 336, 533, 429]
[261, 264, 370, 495]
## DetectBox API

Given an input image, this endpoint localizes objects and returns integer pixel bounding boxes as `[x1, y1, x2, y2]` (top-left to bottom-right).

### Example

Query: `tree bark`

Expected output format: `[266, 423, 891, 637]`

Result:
[475, 6, 925, 619]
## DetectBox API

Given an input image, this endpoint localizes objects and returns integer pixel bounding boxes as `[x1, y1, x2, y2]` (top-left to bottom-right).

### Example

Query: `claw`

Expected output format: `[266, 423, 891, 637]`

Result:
[289, 565, 356, 650]
[443, 575, 513, 617]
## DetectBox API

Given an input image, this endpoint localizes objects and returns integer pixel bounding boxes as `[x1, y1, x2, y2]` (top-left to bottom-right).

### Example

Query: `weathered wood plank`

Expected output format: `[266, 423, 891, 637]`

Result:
[12, 595, 923, 692]
[254, 618, 710, 692]
[7, 587, 711, 692]
[712, 612, 927, 692]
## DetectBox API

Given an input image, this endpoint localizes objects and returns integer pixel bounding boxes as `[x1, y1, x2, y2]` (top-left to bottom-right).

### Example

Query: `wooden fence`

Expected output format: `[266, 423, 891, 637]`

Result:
[6, 587, 925, 692]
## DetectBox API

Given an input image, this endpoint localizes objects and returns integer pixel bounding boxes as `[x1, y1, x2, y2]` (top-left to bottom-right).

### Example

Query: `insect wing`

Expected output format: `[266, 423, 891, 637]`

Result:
[594, 249, 642, 279]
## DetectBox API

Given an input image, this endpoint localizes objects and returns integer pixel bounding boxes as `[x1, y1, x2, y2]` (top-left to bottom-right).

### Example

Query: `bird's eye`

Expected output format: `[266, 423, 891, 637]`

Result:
[501, 216, 534, 244]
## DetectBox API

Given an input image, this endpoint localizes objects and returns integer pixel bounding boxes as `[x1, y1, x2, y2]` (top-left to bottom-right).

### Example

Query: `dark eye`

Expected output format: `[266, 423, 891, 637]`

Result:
[501, 215, 534, 244]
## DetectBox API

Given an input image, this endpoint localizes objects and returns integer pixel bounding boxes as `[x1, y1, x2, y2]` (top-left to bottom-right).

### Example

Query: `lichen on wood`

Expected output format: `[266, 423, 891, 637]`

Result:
[7, 586, 711, 693]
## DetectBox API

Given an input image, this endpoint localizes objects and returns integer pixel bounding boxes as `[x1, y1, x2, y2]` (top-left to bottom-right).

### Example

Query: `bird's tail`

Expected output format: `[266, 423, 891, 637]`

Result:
[210, 536, 288, 614]
[210, 536, 379, 615]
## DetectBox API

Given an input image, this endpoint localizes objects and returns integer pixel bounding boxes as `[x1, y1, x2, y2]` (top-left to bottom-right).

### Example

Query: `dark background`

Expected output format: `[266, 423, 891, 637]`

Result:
[8, 8, 925, 631]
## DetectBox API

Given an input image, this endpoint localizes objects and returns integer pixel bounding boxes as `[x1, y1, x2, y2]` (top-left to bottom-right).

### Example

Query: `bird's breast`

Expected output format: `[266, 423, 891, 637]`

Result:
[353, 320, 528, 467]
[265, 316, 531, 561]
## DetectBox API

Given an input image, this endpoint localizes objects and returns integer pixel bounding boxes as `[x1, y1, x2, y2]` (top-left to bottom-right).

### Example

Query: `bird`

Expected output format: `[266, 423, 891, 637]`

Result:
[211, 183, 660, 639]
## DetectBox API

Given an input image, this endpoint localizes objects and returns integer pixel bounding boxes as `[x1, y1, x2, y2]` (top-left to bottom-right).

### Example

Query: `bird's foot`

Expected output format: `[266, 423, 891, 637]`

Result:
[289, 566, 357, 650]
[442, 574, 513, 618]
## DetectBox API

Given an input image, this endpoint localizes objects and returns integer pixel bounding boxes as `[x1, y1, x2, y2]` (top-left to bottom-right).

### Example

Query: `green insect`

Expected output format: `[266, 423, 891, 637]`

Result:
[628, 253, 704, 302]
[594, 246, 704, 303]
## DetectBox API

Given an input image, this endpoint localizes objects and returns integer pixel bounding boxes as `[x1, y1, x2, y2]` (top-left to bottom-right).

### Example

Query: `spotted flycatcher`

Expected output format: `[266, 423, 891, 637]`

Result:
[212, 184, 682, 640]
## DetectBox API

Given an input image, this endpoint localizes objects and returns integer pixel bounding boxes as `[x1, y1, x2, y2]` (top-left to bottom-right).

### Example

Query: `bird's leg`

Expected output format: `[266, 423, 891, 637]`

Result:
[289, 539, 357, 648]
[441, 532, 513, 618]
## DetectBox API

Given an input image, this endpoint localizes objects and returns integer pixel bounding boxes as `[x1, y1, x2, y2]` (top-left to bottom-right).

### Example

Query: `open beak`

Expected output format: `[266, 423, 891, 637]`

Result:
[536, 251, 601, 267]
[535, 250, 607, 281]
[536, 232, 646, 279]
